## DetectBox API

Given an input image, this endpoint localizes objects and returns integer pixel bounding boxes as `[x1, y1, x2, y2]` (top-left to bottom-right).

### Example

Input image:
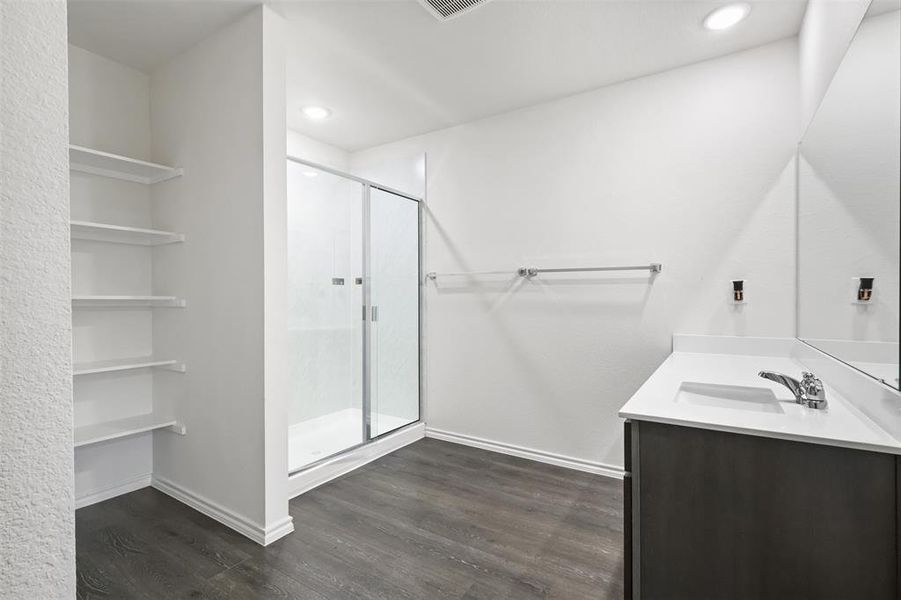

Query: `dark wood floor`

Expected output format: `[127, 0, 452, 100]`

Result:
[76, 439, 624, 599]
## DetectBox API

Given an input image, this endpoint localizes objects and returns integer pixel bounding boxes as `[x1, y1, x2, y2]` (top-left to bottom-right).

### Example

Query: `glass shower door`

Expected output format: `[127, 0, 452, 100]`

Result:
[287, 158, 422, 475]
[367, 187, 420, 438]
[287, 161, 364, 472]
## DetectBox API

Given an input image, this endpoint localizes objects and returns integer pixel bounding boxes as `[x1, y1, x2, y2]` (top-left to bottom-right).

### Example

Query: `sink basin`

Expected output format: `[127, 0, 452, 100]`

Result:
[675, 382, 785, 413]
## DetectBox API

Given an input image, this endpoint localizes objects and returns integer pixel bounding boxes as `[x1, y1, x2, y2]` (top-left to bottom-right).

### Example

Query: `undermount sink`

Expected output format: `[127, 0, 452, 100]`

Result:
[675, 381, 785, 414]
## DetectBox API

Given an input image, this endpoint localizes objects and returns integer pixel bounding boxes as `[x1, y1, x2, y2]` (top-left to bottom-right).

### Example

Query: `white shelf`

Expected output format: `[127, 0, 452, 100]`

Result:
[72, 295, 186, 308]
[71, 221, 185, 246]
[73, 356, 185, 376]
[75, 413, 186, 448]
[69, 145, 183, 185]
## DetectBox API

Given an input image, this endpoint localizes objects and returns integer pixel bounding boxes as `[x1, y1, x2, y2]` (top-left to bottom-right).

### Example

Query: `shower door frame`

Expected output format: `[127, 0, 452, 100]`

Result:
[286, 154, 424, 476]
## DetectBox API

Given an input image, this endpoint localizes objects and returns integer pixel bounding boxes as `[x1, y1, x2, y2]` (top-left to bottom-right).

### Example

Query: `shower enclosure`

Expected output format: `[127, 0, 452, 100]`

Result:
[286, 157, 421, 473]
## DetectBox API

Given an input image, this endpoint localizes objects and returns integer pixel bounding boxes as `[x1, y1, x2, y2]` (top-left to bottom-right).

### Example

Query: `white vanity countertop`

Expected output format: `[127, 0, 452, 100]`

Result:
[619, 336, 901, 455]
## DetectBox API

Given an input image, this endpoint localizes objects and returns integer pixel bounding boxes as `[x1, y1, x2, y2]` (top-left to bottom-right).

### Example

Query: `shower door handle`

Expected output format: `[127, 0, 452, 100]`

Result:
[371, 306, 379, 322]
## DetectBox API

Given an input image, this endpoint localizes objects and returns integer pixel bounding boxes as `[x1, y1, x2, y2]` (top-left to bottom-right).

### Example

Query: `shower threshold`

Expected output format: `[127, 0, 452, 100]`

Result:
[288, 407, 412, 472]
[287, 418, 425, 499]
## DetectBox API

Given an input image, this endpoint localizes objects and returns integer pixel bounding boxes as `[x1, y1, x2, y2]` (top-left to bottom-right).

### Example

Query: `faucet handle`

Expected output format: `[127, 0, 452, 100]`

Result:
[802, 372, 822, 391]
[801, 372, 827, 409]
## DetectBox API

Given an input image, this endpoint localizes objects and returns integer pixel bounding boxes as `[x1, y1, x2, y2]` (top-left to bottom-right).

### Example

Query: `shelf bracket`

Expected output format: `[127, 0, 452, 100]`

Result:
[164, 423, 187, 436]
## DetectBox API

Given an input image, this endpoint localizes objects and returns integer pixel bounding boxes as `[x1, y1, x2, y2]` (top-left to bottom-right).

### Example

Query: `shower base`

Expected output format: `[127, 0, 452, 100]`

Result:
[289, 407, 411, 472]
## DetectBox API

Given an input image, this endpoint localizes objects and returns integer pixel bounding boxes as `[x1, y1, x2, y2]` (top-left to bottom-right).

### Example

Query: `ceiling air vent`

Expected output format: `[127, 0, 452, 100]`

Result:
[417, 0, 492, 21]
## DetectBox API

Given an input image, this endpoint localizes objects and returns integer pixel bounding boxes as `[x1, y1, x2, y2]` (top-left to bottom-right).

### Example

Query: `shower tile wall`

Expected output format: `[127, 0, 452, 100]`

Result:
[287, 163, 363, 427]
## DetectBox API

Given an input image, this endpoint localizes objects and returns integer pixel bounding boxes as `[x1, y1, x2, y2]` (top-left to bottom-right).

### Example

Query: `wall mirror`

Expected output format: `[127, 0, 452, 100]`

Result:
[798, 1, 900, 390]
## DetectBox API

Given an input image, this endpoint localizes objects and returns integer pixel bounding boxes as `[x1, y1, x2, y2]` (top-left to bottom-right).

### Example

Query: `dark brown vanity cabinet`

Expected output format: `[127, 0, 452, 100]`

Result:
[623, 420, 899, 600]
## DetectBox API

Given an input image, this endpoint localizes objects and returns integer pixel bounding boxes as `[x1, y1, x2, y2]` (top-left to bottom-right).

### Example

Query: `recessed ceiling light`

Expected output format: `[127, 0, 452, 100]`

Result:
[303, 171, 318, 178]
[301, 105, 331, 120]
[703, 3, 751, 30]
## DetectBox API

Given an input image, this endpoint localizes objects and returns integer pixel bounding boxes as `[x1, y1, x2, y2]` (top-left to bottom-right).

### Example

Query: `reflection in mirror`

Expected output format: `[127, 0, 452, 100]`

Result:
[798, 1, 900, 390]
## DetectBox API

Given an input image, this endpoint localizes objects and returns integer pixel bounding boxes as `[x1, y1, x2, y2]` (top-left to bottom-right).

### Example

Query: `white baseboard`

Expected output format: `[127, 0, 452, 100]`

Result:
[288, 421, 425, 499]
[425, 428, 624, 480]
[75, 473, 152, 509]
[262, 516, 296, 546]
[151, 475, 294, 546]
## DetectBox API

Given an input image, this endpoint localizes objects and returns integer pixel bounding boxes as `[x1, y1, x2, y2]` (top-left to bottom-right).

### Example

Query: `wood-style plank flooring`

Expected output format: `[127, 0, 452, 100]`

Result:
[76, 439, 624, 599]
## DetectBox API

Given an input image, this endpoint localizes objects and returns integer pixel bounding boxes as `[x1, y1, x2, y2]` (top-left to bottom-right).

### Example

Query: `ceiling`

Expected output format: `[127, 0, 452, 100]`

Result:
[68, 0, 808, 152]
[68, 0, 260, 73]
[279, 0, 806, 150]
[870, 0, 901, 16]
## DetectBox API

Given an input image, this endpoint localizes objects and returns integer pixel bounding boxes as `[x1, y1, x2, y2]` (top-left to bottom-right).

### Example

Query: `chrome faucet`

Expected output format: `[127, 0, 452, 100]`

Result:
[758, 371, 828, 409]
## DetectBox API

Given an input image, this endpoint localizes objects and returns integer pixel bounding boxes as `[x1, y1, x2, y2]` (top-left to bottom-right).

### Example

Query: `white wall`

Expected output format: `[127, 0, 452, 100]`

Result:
[261, 5, 291, 533]
[68, 44, 157, 507]
[287, 128, 348, 171]
[68, 44, 150, 157]
[0, 0, 74, 597]
[799, 0, 871, 132]
[351, 149, 426, 199]
[150, 6, 291, 544]
[351, 40, 799, 471]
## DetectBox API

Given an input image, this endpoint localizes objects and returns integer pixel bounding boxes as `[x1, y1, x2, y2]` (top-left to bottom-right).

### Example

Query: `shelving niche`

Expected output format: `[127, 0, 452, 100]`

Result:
[70, 145, 186, 454]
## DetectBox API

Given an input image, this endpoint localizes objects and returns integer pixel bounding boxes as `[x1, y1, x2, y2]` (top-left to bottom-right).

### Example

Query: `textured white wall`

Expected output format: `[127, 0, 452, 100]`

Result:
[799, 0, 870, 133]
[0, 0, 74, 597]
[351, 40, 799, 470]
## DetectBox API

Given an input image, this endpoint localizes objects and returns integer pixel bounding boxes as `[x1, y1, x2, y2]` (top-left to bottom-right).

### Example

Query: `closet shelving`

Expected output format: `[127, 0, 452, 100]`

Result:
[70, 144, 183, 184]
[74, 356, 185, 376]
[71, 220, 185, 246]
[72, 295, 186, 308]
[75, 413, 186, 448]
[70, 144, 187, 448]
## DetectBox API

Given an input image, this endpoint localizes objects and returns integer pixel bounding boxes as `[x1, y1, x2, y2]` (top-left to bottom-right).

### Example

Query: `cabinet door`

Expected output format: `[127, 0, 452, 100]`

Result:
[623, 420, 633, 600]
[637, 422, 896, 599]
[623, 472, 633, 600]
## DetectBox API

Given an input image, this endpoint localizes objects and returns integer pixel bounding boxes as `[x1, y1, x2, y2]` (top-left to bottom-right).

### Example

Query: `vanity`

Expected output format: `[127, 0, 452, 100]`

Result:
[620, 336, 901, 599]
[620, 5, 900, 598]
